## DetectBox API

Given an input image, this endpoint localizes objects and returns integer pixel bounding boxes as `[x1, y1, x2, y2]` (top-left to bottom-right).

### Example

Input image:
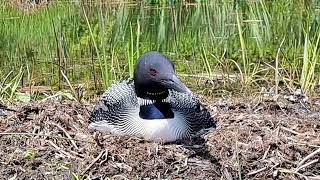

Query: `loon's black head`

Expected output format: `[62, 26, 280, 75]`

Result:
[134, 51, 191, 100]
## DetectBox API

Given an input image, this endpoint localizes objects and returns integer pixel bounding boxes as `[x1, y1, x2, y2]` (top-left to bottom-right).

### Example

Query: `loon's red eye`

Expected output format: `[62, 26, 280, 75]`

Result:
[149, 68, 157, 76]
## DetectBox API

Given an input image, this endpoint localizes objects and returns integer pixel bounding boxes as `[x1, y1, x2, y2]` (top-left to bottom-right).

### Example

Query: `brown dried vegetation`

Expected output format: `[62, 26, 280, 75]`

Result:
[0, 95, 319, 179]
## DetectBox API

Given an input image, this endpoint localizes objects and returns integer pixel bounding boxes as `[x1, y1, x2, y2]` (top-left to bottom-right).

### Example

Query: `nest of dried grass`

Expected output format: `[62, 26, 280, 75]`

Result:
[0, 95, 319, 179]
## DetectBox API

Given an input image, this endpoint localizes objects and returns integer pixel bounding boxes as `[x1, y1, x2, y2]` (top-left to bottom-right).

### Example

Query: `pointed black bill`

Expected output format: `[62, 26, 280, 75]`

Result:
[162, 74, 191, 93]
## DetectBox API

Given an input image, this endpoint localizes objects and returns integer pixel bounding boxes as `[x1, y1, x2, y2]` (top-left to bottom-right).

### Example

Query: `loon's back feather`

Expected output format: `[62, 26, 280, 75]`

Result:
[89, 80, 214, 142]
[89, 80, 137, 124]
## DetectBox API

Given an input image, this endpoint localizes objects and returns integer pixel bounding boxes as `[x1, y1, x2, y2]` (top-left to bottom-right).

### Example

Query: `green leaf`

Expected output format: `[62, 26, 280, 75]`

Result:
[23, 148, 38, 160]
[16, 92, 31, 103]
[57, 91, 75, 100]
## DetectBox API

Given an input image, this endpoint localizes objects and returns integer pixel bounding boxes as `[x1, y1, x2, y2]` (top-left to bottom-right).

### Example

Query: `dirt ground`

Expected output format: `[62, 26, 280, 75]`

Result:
[0, 93, 320, 179]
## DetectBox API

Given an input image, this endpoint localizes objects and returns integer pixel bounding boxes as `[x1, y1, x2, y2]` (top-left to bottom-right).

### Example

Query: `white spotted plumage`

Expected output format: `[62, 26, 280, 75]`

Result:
[89, 80, 214, 142]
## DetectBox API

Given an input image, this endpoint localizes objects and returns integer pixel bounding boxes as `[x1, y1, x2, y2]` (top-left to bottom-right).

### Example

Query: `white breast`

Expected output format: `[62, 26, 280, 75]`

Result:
[136, 111, 190, 142]
[88, 108, 190, 142]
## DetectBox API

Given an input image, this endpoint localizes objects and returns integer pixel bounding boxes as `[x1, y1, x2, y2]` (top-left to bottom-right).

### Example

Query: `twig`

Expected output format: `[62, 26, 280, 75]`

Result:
[276, 168, 308, 179]
[112, 175, 129, 180]
[223, 168, 233, 180]
[297, 147, 320, 167]
[81, 149, 107, 175]
[274, 36, 286, 95]
[276, 150, 296, 165]
[115, 163, 133, 171]
[247, 167, 267, 176]
[47, 140, 80, 160]
[0, 132, 95, 143]
[295, 158, 318, 172]
[235, 141, 242, 180]
[299, 101, 311, 113]
[49, 122, 79, 150]
[68, 149, 85, 158]
[262, 145, 270, 159]
[275, 127, 280, 143]
[276, 102, 289, 116]
[287, 142, 320, 148]
[280, 126, 302, 136]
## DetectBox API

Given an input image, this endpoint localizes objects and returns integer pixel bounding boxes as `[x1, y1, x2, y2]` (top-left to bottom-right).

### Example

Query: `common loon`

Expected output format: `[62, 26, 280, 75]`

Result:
[89, 51, 214, 142]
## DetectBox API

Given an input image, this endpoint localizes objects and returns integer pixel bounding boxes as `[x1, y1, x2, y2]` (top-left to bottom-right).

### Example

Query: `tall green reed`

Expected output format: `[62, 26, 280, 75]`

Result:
[1, 0, 320, 97]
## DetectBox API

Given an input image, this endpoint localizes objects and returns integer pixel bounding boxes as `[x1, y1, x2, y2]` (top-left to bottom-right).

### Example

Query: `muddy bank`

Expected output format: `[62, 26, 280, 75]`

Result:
[0, 95, 319, 179]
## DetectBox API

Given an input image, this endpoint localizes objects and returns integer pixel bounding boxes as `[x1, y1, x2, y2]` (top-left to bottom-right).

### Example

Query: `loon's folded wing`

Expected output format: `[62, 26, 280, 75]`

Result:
[166, 90, 215, 134]
[89, 80, 138, 130]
